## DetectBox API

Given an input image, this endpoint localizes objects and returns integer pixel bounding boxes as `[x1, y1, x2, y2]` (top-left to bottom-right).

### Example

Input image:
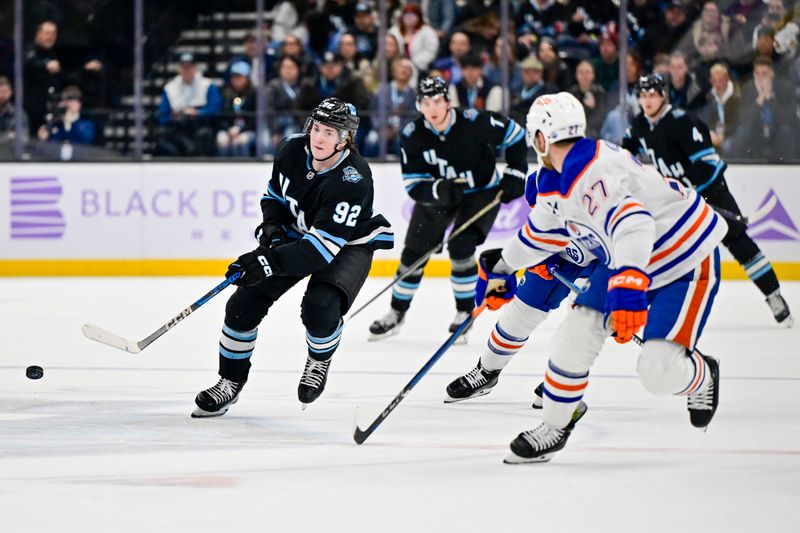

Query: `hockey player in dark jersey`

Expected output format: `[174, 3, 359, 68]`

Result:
[623, 73, 793, 327]
[369, 76, 528, 342]
[192, 98, 393, 417]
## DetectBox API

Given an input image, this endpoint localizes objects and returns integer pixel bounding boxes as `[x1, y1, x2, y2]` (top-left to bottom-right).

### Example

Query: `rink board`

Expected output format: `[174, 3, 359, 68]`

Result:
[1, 162, 799, 278]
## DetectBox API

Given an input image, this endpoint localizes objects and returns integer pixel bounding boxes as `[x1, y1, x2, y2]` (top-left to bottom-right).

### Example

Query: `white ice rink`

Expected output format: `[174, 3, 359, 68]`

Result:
[1, 277, 799, 532]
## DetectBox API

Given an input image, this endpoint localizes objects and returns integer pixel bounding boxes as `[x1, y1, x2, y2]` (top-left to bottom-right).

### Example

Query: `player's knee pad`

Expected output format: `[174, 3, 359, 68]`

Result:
[550, 305, 607, 372]
[447, 227, 481, 260]
[637, 339, 690, 396]
[224, 287, 271, 331]
[498, 298, 549, 339]
[301, 283, 345, 335]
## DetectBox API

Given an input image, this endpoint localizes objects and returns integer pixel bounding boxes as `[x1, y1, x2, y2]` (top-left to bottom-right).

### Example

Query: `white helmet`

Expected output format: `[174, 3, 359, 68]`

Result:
[525, 92, 586, 157]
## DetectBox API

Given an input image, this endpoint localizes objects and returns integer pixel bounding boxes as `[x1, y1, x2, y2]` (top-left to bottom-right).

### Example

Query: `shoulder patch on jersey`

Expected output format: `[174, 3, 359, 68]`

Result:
[402, 122, 416, 137]
[341, 165, 363, 184]
[671, 108, 685, 118]
[462, 108, 479, 121]
[286, 132, 306, 141]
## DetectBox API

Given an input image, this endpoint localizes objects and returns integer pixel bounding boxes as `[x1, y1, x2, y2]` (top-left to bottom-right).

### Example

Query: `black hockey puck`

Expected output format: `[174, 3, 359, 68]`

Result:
[26, 365, 43, 380]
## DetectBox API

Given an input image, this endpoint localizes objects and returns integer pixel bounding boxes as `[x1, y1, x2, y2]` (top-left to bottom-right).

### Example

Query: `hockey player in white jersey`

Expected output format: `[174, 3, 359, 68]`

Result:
[476, 93, 727, 464]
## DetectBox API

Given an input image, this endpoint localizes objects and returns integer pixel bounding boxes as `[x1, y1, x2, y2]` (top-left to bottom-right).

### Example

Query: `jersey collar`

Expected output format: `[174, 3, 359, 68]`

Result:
[645, 104, 672, 129]
[424, 109, 456, 138]
[305, 145, 351, 175]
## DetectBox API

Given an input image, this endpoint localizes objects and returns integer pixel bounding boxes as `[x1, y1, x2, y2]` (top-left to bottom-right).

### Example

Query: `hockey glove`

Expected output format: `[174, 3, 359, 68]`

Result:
[527, 254, 560, 280]
[499, 169, 526, 203]
[432, 178, 467, 206]
[226, 245, 280, 286]
[476, 248, 517, 310]
[605, 267, 650, 344]
[255, 223, 288, 249]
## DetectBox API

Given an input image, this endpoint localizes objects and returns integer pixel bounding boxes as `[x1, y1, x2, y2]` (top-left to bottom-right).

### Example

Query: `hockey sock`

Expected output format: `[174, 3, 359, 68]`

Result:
[676, 349, 711, 396]
[451, 256, 478, 312]
[390, 248, 428, 312]
[481, 301, 548, 371]
[306, 319, 343, 362]
[742, 252, 780, 296]
[218, 324, 257, 381]
[542, 360, 589, 429]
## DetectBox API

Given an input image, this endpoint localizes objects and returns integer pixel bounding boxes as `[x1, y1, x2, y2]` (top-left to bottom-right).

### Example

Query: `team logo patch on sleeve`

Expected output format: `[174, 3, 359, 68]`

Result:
[402, 122, 416, 137]
[462, 109, 478, 121]
[342, 166, 363, 183]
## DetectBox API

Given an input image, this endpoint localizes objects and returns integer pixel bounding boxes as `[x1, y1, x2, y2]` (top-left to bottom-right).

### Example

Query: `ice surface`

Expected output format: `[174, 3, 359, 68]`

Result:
[1, 277, 799, 532]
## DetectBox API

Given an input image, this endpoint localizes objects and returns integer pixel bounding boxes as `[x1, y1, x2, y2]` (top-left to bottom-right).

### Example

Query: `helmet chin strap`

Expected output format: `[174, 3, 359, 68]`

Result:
[308, 138, 347, 162]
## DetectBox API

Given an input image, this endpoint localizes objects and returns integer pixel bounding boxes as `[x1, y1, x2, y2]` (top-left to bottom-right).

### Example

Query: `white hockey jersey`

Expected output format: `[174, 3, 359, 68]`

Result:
[503, 138, 727, 289]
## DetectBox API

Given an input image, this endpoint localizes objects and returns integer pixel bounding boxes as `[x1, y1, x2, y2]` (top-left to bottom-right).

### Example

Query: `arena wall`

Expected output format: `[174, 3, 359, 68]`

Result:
[1, 163, 798, 279]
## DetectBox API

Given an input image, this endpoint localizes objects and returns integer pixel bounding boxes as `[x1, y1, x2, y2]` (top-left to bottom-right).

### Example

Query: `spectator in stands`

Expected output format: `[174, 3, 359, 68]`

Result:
[515, 0, 568, 54]
[448, 52, 502, 111]
[754, 0, 799, 58]
[23, 21, 63, 136]
[652, 53, 671, 78]
[296, 51, 371, 114]
[569, 60, 607, 138]
[0, 77, 28, 159]
[37, 85, 95, 145]
[278, 33, 317, 79]
[228, 32, 264, 87]
[538, 37, 573, 91]
[155, 53, 222, 157]
[640, 1, 692, 63]
[365, 57, 417, 157]
[427, 0, 457, 41]
[510, 55, 556, 125]
[484, 35, 522, 93]
[667, 51, 706, 112]
[350, 3, 379, 61]
[270, 0, 311, 44]
[432, 31, 471, 84]
[688, 2, 730, 84]
[364, 33, 409, 92]
[460, 11, 502, 56]
[561, 0, 618, 58]
[216, 61, 256, 157]
[701, 62, 741, 155]
[591, 29, 619, 92]
[265, 56, 303, 153]
[338, 32, 372, 82]
[733, 56, 798, 160]
[601, 49, 644, 144]
[389, 3, 440, 73]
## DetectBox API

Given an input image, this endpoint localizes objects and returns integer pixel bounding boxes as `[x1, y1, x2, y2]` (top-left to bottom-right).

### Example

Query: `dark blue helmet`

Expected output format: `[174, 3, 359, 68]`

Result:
[417, 76, 449, 101]
[635, 73, 667, 96]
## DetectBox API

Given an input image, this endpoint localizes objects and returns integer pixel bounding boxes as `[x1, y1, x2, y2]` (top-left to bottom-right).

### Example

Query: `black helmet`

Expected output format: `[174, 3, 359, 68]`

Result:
[304, 97, 360, 142]
[417, 76, 449, 101]
[635, 73, 667, 96]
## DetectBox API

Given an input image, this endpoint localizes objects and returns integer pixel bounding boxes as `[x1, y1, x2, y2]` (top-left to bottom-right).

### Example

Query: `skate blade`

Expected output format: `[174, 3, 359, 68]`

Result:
[191, 406, 229, 418]
[368, 328, 400, 342]
[443, 387, 492, 404]
[503, 451, 554, 464]
[531, 397, 543, 409]
[300, 403, 308, 411]
[779, 315, 795, 328]
[452, 333, 469, 345]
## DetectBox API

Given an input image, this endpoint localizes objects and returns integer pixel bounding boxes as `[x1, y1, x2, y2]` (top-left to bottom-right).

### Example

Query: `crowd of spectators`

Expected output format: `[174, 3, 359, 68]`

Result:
[2, 0, 800, 161]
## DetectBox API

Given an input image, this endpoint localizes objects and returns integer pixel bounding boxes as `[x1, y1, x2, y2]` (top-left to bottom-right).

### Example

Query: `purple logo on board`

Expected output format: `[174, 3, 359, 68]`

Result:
[10, 177, 66, 239]
[748, 189, 799, 242]
[400, 195, 530, 238]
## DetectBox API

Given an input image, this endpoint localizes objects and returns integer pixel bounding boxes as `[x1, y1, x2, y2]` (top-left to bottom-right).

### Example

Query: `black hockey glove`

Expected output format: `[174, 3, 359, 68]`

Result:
[499, 169, 526, 203]
[432, 178, 467, 206]
[255, 223, 288, 248]
[226, 245, 280, 286]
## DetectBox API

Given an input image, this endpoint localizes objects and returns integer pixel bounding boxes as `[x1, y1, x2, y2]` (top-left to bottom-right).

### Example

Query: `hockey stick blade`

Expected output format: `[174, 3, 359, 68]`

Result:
[81, 271, 242, 355]
[353, 304, 487, 445]
[744, 194, 777, 226]
[81, 324, 142, 353]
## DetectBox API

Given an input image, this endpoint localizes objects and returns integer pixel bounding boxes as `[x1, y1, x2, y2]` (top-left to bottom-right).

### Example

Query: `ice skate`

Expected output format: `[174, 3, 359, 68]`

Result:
[192, 377, 246, 418]
[444, 361, 500, 403]
[687, 355, 720, 430]
[449, 310, 473, 344]
[531, 382, 544, 409]
[369, 309, 405, 341]
[298, 355, 331, 407]
[504, 400, 588, 464]
[766, 290, 794, 328]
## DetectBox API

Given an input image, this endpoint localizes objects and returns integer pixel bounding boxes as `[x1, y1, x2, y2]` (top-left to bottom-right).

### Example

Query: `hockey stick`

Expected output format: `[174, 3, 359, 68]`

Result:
[81, 271, 243, 354]
[345, 190, 504, 322]
[712, 194, 777, 226]
[353, 302, 487, 444]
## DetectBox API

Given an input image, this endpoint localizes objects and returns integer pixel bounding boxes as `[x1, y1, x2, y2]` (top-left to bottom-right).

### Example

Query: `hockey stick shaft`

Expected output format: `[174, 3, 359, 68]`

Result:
[82, 270, 243, 354]
[353, 303, 487, 444]
[346, 190, 503, 322]
[712, 194, 776, 226]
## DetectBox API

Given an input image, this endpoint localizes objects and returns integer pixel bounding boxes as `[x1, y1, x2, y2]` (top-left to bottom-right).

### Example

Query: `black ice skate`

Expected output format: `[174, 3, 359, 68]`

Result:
[504, 400, 588, 464]
[192, 377, 247, 418]
[687, 355, 720, 430]
[298, 355, 331, 408]
[766, 290, 794, 328]
[449, 310, 473, 345]
[444, 361, 500, 403]
[369, 309, 406, 341]
[532, 382, 544, 409]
